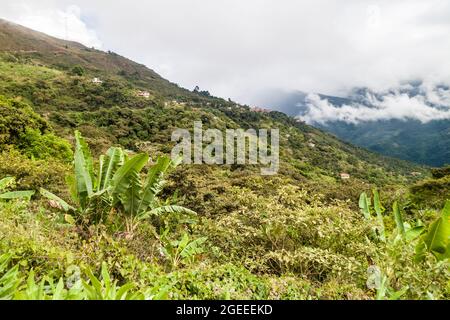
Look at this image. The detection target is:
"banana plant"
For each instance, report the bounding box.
[159,231,207,269]
[0,177,35,200]
[0,254,168,300]
[391,201,425,242]
[114,155,196,234]
[415,200,450,262]
[358,189,386,242]
[39,131,122,219]
[0,254,22,299]
[40,131,195,233]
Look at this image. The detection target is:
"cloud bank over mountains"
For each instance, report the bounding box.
[1,0,450,123]
[301,82,450,124]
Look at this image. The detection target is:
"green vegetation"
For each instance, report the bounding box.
[410,166,450,209]
[40,131,195,233]
[0,19,448,300]
[0,177,34,200]
[0,95,72,162]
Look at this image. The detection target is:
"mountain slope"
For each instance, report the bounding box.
[258,85,450,167]
[0,18,206,102]
[0,19,427,202]
[316,119,450,167]
[1,19,448,301]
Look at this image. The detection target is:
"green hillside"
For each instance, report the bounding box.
[0,19,448,300]
[317,119,450,167]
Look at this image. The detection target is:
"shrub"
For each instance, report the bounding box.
[70,66,85,76]
[0,149,69,192]
[0,95,72,162]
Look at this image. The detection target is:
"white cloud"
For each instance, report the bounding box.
[1,0,449,107]
[301,82,450,124]
[1,2,102,48]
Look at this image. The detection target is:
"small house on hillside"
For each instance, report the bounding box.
[91,77,103,84]
[340,173,350,180]
[251,107,270,113]
[136,90,150,98]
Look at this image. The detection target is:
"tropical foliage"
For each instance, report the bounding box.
[0,22,448,300]
[40,131,194,235]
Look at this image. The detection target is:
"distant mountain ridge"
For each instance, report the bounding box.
[258,83,450,167]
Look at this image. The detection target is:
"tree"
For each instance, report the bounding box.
[71,66,85,76]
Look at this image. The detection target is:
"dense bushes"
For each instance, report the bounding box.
[0,150,69,192]
[410,167,450,209]
[0,199,367,300]
[0,95,72,162]
[2,179,447,300]
[198,186,375,280]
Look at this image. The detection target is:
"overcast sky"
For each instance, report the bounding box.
[1,0,450,109]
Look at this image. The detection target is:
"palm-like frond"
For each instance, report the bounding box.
[0,190,35,200]
[74,131,95,209]
[99,147,124,192]
[141,205,196,220]
[39,188,75,212]
[110,153,148,207]
[136,156,172,216]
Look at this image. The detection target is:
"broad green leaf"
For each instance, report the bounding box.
[358,192,371,220]
[74,130,94,209]
[39,188,75,212]
[84,267,103,299]
[405,226,425,242]
[178,233,190,251]
[101,147,124,191]
[122,171,142,216]
[97,154,105,192]
[65,174,79,205]
[388,286,408,300]
[142,205,196,219]
[414,240,427,263]
[101,262,111,287]
[0,261,21,299]
[423,200,450,260]
[116,283,134,300]
[393,201,405,238]
[136,156,172,215]
[0,190,35,200]
[372,189,384,216]
[110,153,148,201]
[52,278,65,300]
[180,237,207,259]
